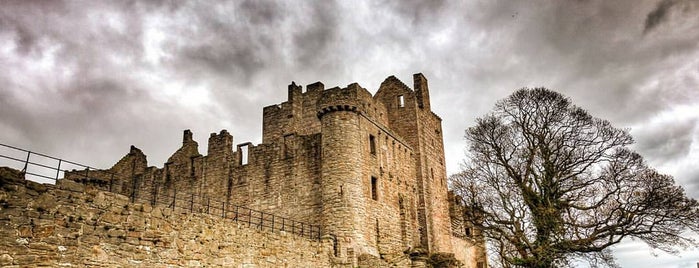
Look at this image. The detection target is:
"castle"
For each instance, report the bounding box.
[66,73,486,266]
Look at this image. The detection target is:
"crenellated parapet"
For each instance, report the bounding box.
[315,84,363,119]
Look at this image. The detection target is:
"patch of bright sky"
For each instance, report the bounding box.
[143,15,169,66]
[612,235,699,268]
[136,68,213,110]
[428,24,454,48]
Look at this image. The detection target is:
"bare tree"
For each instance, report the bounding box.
[451,88,699,268]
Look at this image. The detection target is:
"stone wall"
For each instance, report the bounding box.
[0,170,331,267]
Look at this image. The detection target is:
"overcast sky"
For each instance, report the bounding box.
[1,0,698,267]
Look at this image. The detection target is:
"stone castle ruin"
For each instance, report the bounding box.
[3,73,486,267]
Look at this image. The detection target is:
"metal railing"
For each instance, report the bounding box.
[0,142,321,240]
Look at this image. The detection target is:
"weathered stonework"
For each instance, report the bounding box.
[0,168,331,267]
[51,73,486,266]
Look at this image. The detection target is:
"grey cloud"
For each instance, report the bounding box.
[171,2,280,82]
[455,0,699,123]
[680,168,699,199]
[239,0,281,26]
[291,1,339,67]
[634,119,696,164]
[644,0,680,33]
[387,0,448,26]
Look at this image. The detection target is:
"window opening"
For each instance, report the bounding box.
[398,95,405,107]
[371,176,378,200]
[369,135,376,155]
[190,157,196,178]
[238,144,250,165]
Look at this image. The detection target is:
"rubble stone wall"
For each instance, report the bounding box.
[0,173,331,267]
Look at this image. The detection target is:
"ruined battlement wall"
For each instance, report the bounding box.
[228,133,323,223]
[0,170,331,267]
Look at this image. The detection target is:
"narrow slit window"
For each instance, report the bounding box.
[371,176,378,200]
[375,219,380,245]
[369,135,376,155]
[398,95,405,107]
[190,157,196,177]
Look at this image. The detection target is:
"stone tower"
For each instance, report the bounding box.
[375,73,452,252]
[317,85,369,259]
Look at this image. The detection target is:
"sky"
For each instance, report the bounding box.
[1,0,698,267]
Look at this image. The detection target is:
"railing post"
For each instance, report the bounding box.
[259,211,264,229]
[55,159,62,181]
[222,201,226,218]
[85,167,90,180]
[21,151,30,173]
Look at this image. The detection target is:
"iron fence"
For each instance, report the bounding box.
[0,142,321,240]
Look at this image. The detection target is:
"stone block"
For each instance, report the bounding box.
[12,255,38,266]
[28,241,57,251]
[57,179,85,193]
[0,253,12,266]
[33,225,55,238]
[33,193,56,212]
[24,181,49,194]
[17,225,32,237]
[100,211,122,224]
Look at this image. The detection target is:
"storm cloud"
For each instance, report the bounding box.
[1,0,698,266]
